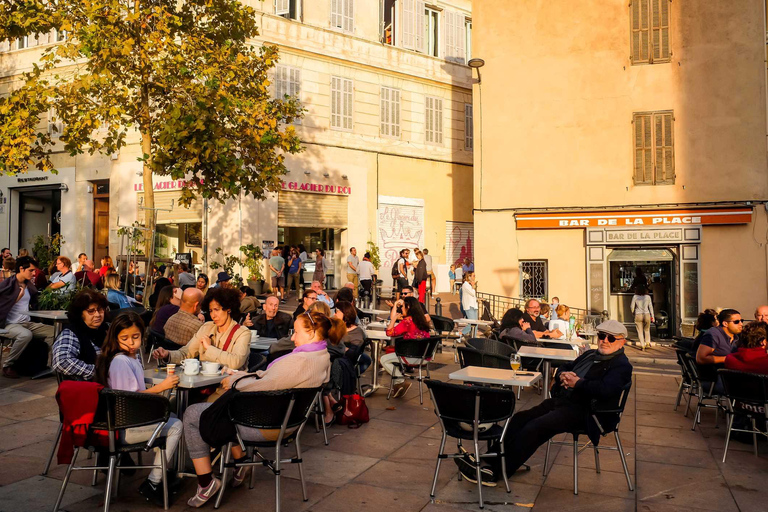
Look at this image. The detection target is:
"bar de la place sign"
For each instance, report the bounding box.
[515,207,752,229]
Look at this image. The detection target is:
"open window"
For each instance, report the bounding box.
[380,0,396,45]
[275,0,301,21]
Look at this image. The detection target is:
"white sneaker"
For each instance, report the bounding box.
[187,476,222,508]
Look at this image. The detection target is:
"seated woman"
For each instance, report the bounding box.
[150,285,182,334]
[148,277,173,309]
[152,287,252,371]
[105,273,139,309]
[48,256,76,294]
[725,321,768,374]
[499,308,536,345]
[238,286,261,315]
[181,311,341,507]
[381,297,430,398]
[52,289,109,380]
[548,304,570,339]
[94,311,182,506]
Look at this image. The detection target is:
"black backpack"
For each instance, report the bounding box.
[391,258,402,279]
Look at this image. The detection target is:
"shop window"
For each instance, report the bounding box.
[464,103,473,150]
[630,0,670,64]
[633,111,674,185]
[424,7,439,57]
[331,76,353,131]
[425,96,443,144]
[520,260,548,299]
[275,0,301,20]
[331,0,354,33]
[443,10,466,64]
[380,86,401,138]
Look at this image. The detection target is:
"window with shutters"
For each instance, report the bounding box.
[401,0,426,52]
[630,0,670,64]
[16,36,28,50]
[425,96,443,145]
[465,19,472,61]
[424,7,439,57]
[331,76,353,131]
[633,111,674,185]
[48,108,63,140]
[275,0,301,20]
[381,0,396,45]
[331,0,354,33]
[464,104,473,151]
[56,29,68,42]
[275,65,301,124]
[380,87,401,138]
[444,11,466,64]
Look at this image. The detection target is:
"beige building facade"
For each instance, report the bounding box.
[0,0,474,288]
[472,0,768,331]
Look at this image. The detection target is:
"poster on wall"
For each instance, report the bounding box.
[377,197,425,288]
[445,221,474,268]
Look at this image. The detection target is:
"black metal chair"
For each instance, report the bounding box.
[54,389,173,512]
[145,329,179,364]
[467,338,515,359]
[457,346,510,370]
[674,348,695,413]
[425,379,516,509]
[214,387,321,512]
[718,369,768,462]
[386,336,442,404]
[543,381,634,495]
[684,353,724,431]
[349,338,373,396]
[431,315,460,361]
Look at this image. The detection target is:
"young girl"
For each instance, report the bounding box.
[449,265,457,295]
[94,311,182,506]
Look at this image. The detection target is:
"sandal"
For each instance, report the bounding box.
[331,402,344,414]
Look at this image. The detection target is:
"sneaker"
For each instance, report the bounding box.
[139,478,168,507]
[454,456,497,487]
[1,366,19,379]
[397,382,412,398]
[231,464,252,488]
[187,477,222,508]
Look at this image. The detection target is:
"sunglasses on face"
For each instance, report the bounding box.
[727,319,743,324]
[597,332,624,343]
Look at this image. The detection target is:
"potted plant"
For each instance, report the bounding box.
[208,247,245,288]
[366,241,381,277]
[240,244,265,294]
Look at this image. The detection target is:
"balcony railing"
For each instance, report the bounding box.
[476,292,603,328]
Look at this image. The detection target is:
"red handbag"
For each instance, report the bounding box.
[337,394,370,428]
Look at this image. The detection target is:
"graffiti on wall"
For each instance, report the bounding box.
[377,203,424,285]
[446,221,474,268]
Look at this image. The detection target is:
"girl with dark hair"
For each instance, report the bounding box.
[150,285,181,333]
[148,277,172,309]
[196,273,209,295]
[94,311,182,504]
[52,289,109,380]
[181,310,339,507]
[412,249,428,305]
[499,308,536,344]
[334,286,355,304]
[382,296,430,397]
[152,287,251,371]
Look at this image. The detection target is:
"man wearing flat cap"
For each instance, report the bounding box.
[459,319,633,484]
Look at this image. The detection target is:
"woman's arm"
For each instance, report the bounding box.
[202,328,250,370]
[386,317,412,337]
[52,331,95,379]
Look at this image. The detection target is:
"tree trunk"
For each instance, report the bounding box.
[141,129,154,258]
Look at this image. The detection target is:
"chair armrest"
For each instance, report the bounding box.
[144,421,167,451]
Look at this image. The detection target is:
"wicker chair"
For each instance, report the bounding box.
[214,387,321,512]
[467,338,515,358]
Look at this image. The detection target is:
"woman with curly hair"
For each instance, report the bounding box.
[152,287,251,371]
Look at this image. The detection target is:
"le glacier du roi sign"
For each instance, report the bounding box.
[515,207,752,229]
[133,179,352,195]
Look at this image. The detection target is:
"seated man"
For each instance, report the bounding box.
[311,280,334,308]
[251,296,292,339]
[457,320,632,484]
[164,288,204,346]
[292,289,318,320]
[0,257,56,378]
[74,260,103,289]
[522,299,563,339]
[696,308,742,390]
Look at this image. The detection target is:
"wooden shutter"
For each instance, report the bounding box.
[444,11,455,61]
[331,0,341,29]
[435,98,443,143]
[0,40,9,53]
[654,112,674,183]
[343,0,354,32]
[275,0,289,15]
[651,0,670,61]
[401,0,415,49]
[137,191,203,224]
[415,1,426,53]
[464,103,473,150]
[455,15,466,64]
[631,0,650,64]
[275,66,286,98]
[392,89,400,137]
[331,76,341,128]
[633,113,652,184]
[425,97,434,143]
[343,78,353,130]
[381,87,390,136]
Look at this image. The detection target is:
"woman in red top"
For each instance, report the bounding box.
[725,321,768,374]
[382,297,431,397]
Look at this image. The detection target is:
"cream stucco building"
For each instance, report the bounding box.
[0,0,474,289]
[472,0,768,333]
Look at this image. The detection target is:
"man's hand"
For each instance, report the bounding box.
[243,313,253,327]
[560,371,580,389]
[550,328,564,339]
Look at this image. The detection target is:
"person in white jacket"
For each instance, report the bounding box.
[461,272,478,336]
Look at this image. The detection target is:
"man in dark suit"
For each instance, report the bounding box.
[456,319,633,484]
[250,296,292,339]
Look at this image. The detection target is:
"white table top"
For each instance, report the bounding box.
[517,346,578,361]
[144,368,225,389]
[449,366,542,387]
[359,308,391,316]
[250,337,279,350]
[28,310,69,320]
[453,318,494,326]
[364,330,392,341]
[543,337,590,346]
[365,321,389,330]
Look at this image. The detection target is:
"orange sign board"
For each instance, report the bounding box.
[515,207,753,229]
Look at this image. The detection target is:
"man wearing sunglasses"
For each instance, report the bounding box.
[482,319,632,481]
[695,309,742,390]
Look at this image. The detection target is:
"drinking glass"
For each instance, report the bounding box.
[362,317,370,329]
[510,354,521,375]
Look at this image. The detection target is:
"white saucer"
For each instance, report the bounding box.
[200,372,220,377]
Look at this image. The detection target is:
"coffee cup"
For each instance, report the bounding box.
[166,363,176,375]
[250,330,260,342]
[181,359,200,376]
[202,362,221,375]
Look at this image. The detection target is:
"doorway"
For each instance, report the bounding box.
[92,181,110,265]
[17,188,61,251]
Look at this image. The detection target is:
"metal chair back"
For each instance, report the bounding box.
[467,337,515,358]
[228,388,320,431]
[426,379,516,426]
[457,346,510,370]
[430,315,456,333]
[394,336,441,361]
[719,369,768,406]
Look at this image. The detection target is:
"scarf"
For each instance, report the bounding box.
[70,322,108,365]
[571,347,625,380]
[267,339,327,370]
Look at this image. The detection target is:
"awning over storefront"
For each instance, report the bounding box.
[136,191,202,224]
[608,249,674,262]
[278,191,347,229]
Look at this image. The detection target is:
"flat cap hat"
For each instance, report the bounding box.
[596,319,628,337]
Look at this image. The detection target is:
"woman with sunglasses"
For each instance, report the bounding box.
[180,310,343,507]
[382,297,430,397]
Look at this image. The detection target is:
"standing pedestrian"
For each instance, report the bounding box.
[358,252,375,303]
[461,271,478,336]
[313,249,329,289]
[286,247,302,300]
[393,249,409,300]
[412,249,428,305]
[423,248,435,292]
[346,247,360,300]
[630,285,655,350]
[268,249,285,300]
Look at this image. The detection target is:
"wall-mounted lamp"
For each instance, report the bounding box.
[468,58,485,83]
[323,172,330,178]
[342,174,348,180]
[59,183,69,192]
[303,171,311,176]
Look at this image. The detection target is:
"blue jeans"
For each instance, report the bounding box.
[463,307,478,336]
